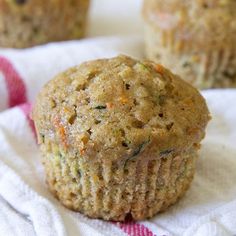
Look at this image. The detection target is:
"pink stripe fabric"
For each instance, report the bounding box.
[115,222,157,236]
[18,103,36,139]
[0,56,27,108]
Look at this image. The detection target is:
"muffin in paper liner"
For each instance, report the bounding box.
[33,55,210,221]
[143,0,236,89]
[0,0,90,48]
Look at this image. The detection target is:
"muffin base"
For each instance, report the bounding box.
[42,143,198,221]
[145,24,236,89]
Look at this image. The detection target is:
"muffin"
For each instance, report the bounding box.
[33,55,210,221]
[143,0,236,89]
[0,0,90,48]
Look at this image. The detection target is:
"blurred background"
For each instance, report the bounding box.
[88,0,143,37]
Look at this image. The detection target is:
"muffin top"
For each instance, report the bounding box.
[0,0,87,13]
[33,55,210,163]
[143,0,236,50]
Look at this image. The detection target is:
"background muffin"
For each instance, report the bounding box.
[143,0,236,89]
[0,0,90,48]
[33,55,210,221]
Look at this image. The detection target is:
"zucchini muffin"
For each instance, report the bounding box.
[143,0,236,89]
[0,0,90,48]
[33,55,210,221]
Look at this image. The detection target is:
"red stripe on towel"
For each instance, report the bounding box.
[18,103,36,139]
[0,56,27,107]
[115,222,157,236]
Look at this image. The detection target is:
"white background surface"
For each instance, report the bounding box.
[88,0,143,36]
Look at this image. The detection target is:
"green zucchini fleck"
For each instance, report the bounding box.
[39,133,45,143]
[124,138,150,167]
[59,152,65,163]
[78,169,82,177]
[94,105,106,110]
[182,62,190,67]
[159,95,165,105]
[136,63,150,71]
[160,149,174,156]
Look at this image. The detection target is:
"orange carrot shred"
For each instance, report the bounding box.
[155,64,164,74]
[106,102,114,109]
[119,96,128,104]
[79,148,85,155]
[53,116,68,149]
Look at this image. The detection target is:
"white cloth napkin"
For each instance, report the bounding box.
[0,36,236,236]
